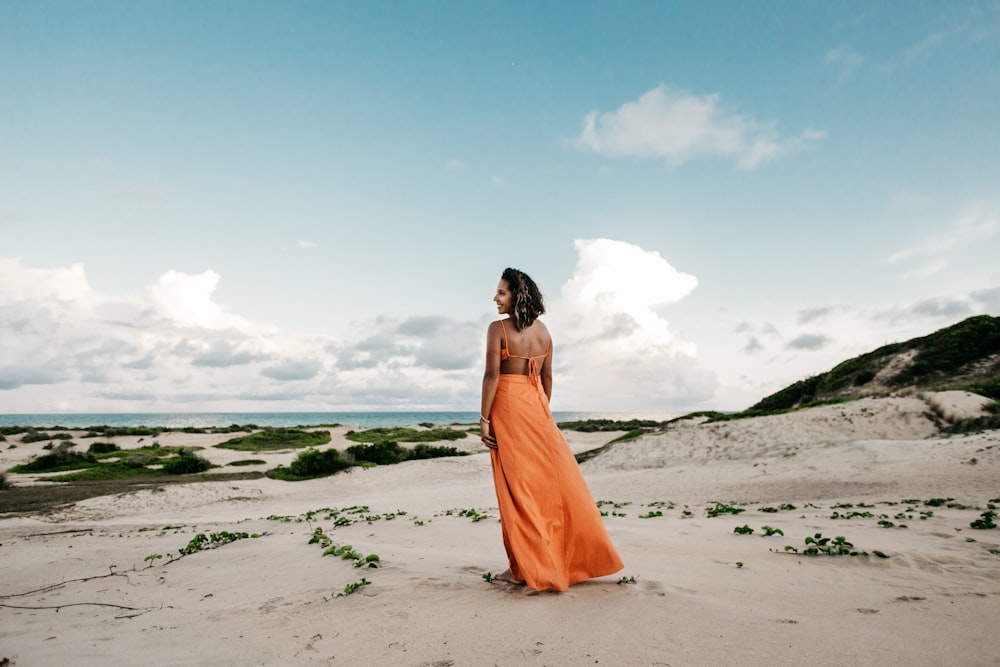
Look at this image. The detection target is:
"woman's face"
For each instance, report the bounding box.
[494,279,513,315]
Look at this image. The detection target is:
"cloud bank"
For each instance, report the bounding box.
[0,240,721,414]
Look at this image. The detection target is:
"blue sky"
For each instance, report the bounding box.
[2,1,999,414]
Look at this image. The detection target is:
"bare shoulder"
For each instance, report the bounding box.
[531,319,552,344]
[486,319,505,339]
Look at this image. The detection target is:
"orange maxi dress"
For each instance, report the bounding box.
[489,321,623,591]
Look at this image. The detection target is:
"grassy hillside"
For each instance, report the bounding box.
[743,315,1000,416]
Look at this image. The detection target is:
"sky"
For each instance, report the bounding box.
[2,1,999,415]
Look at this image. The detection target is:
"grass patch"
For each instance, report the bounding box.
[344,427,467,443]
[9,450,100,473]
[216,428,332,451]
[606,429,645,444]
[47,462,159,482]
[227,459,266,467]
[557,419,665,432]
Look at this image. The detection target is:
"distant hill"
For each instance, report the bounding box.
[745,314,1000,415]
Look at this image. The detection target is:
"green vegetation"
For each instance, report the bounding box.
[21,431,66,443]
[970,510,997,530]
[784,533,871,556]
[557,418,665,432]
[177,531,257,556]
[87,442,120,454]
[344,427,466,443]
[160,451,213,475]
[227,459,265,467]
[9,449,100,473]
[712,315,1000,420]
[0,472,9,491]
[607,429,645,444]
[82,426,162,438]
[216,428,331,451]
[308,527,381,569]
[337,578,371,597]
[47,462,157,482]
[706,502,745,518]
[267,447,352,481]
[346,440,468,465]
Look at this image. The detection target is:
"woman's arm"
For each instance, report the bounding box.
[480,321,502,448]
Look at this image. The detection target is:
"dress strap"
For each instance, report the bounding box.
[500,318,510,350]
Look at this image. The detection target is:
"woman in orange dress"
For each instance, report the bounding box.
[479,267,623,591]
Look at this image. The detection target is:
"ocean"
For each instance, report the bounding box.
[0,411,619,430]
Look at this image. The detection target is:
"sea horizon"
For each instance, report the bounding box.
[0,411,672,430]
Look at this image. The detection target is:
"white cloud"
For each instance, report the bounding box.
[548,239,715,411]
[299,241,318,248]
[445,157,464,171]
[574,85,824,169]
[147,270,256,331]
[0,258,91,305]
[0,259,485,411]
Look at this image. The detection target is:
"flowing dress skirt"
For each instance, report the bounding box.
[489,374,623,591]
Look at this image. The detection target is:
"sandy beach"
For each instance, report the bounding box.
[2,392,999,666]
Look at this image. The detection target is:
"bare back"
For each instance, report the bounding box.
[499,319,551,376]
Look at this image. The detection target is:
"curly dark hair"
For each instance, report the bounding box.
[501,267,546,331]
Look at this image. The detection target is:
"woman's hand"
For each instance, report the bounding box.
[480,417,497,450]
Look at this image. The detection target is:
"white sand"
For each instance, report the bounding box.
[2,392,999,666]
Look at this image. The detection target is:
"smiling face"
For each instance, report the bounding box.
[494,279,513,315]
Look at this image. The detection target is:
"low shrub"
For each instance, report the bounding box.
[21,431,55,443]
[161,451,212,475]
[290,448,351,477]
[10,450,98,473]
[267,448,352,481]
[347,441,468,465]
[347,441,407,465]
[87,442,120,454]
[344,427,466,443]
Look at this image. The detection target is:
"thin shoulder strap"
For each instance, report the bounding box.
[500,318,510,349]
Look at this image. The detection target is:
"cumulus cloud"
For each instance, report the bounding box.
[548,238,715,411]
[574,85,825,169]
[148,270,256,331]
[0,258,491,411]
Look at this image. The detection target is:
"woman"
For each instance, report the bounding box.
[480,267,623,591]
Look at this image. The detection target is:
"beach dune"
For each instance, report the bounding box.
[2,392,998,666]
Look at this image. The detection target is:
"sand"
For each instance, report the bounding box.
[1,391,998,666]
